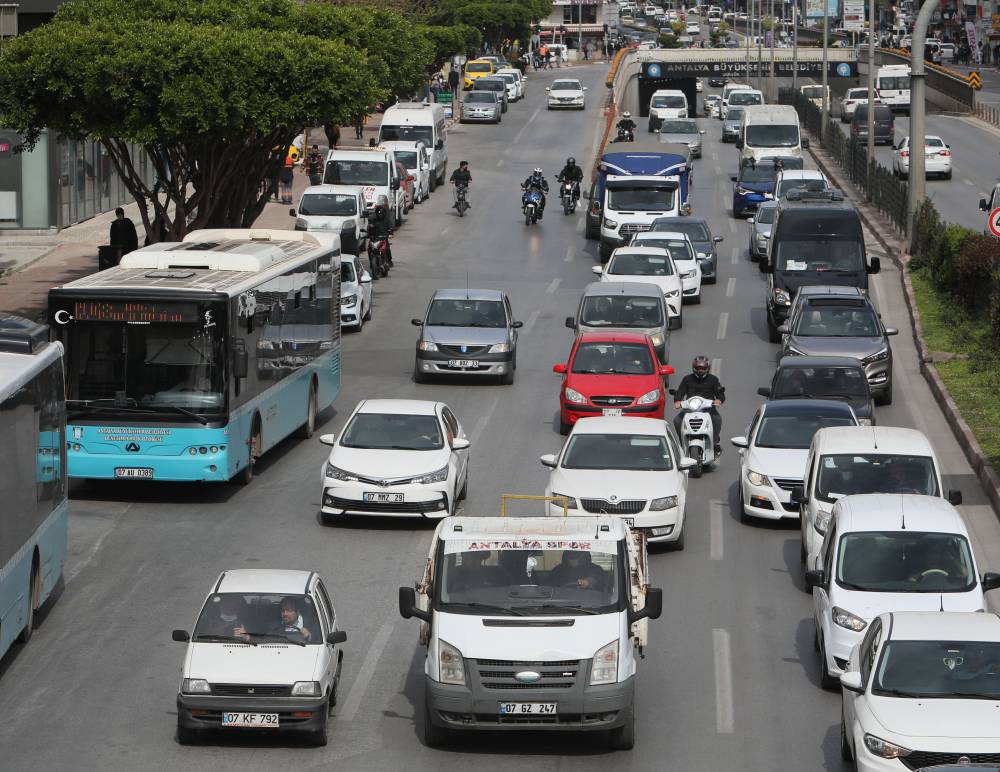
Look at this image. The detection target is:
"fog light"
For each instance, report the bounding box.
[209,465,217,473]
[291,712,313,718]
[199,447,207,455]
[72,443,81,452]
[422,362,431,371]
[210,446,218,453]
[651,526,673,537]
[189,448,197,455]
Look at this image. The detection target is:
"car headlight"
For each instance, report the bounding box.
[832,607,868,632]
[649,332,664,347]
[488,342,511,353]
[590,640,619,685]
[664,289,680,298]
[438,639,466,686]
[340,295,357,307]
[863,734,911,760]
[650,495,678,511]
[772,287,791,305]
[564,387,587,404]
[814,509,832,535]
[857,417,873,426]
[689,142,699,149]
[680,269,697,279]
[291,681,321,697]
[861,347,889,365]
[551,492,578,510]
[182,678,211,694]
[603,217,619,229]
[325,463,357,482]
[636,388,661,405]
[418,340,438,352]
[746,470,767,487]
[735,186,750,195]
[415,465,449,485]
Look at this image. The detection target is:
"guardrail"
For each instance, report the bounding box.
[975,102,1000,129]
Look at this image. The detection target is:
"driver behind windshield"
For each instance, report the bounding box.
[271,596,313,643]
[549,550,605,590]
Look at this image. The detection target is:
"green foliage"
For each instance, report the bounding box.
[429,0,552,47]
[657,33,682,49]
[418,23,480,68]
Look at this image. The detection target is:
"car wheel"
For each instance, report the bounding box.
[413,363,429,384]
[609,704,636,750]
[767,315,781,344]
[363,294,373,321]
[739,486,752,524]
[309,707,329,747]
[819,636,839,690]
[671,312,682,330]
[876,382,893,406]
[422,693,449,748]
[840,711,854,761]
[295,382,318,439]
[233,419,261,485]
[943,170,952,180]
[429,172,436,192]
[500,367,514,385]
[690,291,701,305]
[559,416,571,436]
[800,533,807,565]
[458,472,468,501]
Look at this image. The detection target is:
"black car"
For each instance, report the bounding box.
[708,76,728,87]
[758,355,875,424]
[850,103,894,145]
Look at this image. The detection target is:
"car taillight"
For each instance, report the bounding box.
[889,125,895,134]
[938,149,951,157]
[900,150,908,157]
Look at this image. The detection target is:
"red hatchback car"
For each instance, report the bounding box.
[554,332,674,435]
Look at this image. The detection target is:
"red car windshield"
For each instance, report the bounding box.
[571,342,654,375]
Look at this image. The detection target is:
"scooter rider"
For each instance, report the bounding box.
[616,111,636,136]
[449,160,471,209]
[521,167,549,219]
[673,355,725,455]
[367,195,394,274]
[556,157,584,201]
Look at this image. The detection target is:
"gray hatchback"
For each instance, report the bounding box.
[412,289,523,384]
[651,216,723,283]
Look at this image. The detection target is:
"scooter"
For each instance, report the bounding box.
[454,184,469,217]
[367,236,390,279]
[558,178,578,215]
[521,186,544,226]
[610,126,634,143]
[671,394,719,478]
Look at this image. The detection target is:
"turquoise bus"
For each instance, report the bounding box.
[0,315,67,656]
[47,230,342,484]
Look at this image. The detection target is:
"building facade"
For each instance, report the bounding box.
[538,0,618,52]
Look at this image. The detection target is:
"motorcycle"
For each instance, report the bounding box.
[557,178,578,215]
[610,125,634,143]
[367,236,390,279]
[671,394,719,478]
[521,186,544,226]
[454,184,469,217]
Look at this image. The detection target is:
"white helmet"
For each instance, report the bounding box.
[533,167,543,175]
[623,111,632,119]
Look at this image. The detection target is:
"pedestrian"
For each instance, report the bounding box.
[546,49,553,69]
[279,151,295,205]
[353,113,364,140]
[108,207,138,256]
[303,144,323,186]
[324,124,340,151]
[448,65,460,98]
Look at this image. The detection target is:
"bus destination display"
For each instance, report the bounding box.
[72,300,199,323]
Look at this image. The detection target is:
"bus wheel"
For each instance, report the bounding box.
[235,422,261,486]
[17,560,39,644]
[297,382,318,439]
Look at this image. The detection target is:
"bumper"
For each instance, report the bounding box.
[461,111,499,122]
[561,401,665,427]
[741,479,800,520]
[425,674,635,732]
[733,193,771,215]
[340,298,363,327]
[177,693,327,735]
[698,257,716,280]
[853,746,911,772]
[548,99,585,109]
[415,350,513,378]
[321,481,451,518]
[898,158,951,175]
[68,448,230,482]
[546,504,682,543]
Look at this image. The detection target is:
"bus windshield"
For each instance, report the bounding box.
[878,75,910,91]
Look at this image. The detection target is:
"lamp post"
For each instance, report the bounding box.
[821,0,830,142]
[865,0,875,201]
[792,0,799,91]
[907,0,937,239]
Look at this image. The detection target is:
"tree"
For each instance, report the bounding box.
[429,0,552,50]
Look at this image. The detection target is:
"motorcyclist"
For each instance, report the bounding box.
[367,195,393,276]
[521,167,549,219]
[673,355,726,456]
[556,157,584,202]
[616,111,636,137]
[449,161,471,210]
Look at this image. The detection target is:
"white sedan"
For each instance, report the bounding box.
[319,399,469,522]
[840,611,1000,771]
[687,21,701,34]
[541,416,694,548]
[892,135,953,180]
[592,246,683,329]
[339,253,372,331]
[546,79,588,110]
[630,231,702,304]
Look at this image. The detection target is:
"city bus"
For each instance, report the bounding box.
[47,230,342,484]
[0,314,67,657]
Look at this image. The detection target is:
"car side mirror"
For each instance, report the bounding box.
[983,572,1000,592]
[391,179,400,190]
[746,216,755,223]
[545,86,551,91]
[398,586,430,622]
[540,453,558,468]
[368,138,377,147]
[714,235,724,242]
[700,130,706,135]
[840,670,864,694]
[591,265,603,275]
[777,324,789,334]
[360,270,372,283]
[451,437,470,450]
[512,320,524,329]
[629,587,662,623]
[948,489,963,506]
[980,198,989,212]
[884,326,898,336]
[757,387,771,397]
[789,485,805,504]
[735,139,744,149]
[583,86,589,91]
[318,433,336,446]
[679,457,697,470]
[289,208,297,217]
[659,364,675,376]
[565,316,576,329]
[730,174,738,182]
[804,569,826,589]
[172,629,190,642]
[730,436,749,448]
[868,256,881,274]
[801,137,810,148]
[553,363,567,374]
[411,318,424,326]
[326,630,347,645]
[233,339,248,380]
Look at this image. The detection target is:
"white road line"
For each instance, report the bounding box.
[512,104,543,145]
[546,277,562,294]
[710,358,722,378]
[714,163,722,175]
[963,178,975,187]
[710,499,724,560]
[713,628,735,734]
[731,246,739,265]
[523,309,541,332]
[496,159,505,168]
[576,217,585,233]
[470,396,501,445]
[725,277,736,297]
[728,219,737,235]
[564,245,574,262]
[716,312,729,340]
[340,622,394,721]
[441,227,450,237]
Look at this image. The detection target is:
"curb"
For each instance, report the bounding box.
[805,129,1000,516]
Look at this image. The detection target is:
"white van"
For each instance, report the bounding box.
[377,102,449,190]
[324,148,406,229]
[876,64,911,113]
[398,514,662,749]
[720,83,752,119]
[599,174,683,261]
[795,426,963,569]
[289,185,367,254]
[727,88,763,112]
[647,89,689,131]
[738,105,806,162]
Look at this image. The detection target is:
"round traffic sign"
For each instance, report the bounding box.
[990,207,1000,239]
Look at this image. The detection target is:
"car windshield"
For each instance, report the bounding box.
[194,593,322,645]
[665,221,711,241]
[729,92,762,105]
[608,251,674,276]
[340,412,443,450]
[660,120,698,134]
[324,160,388,186]
[746,125,799,148]
[426,299,506,328]
[792,306,881,337]
[562,433,673,471]
[874,641,1000,699]
[775,239,863,272]
[380,124,433,145]
[474,80,503,92]
[553,80,582,90]
[498,74,515,84]
[924,137,945,148]
[579,295,664,328]
[466,92,495,104]
[466,62,492,73]
[439,546,620,614]
[634,237,693,262]
[755,414,856,449]
[607,186,676,212]
[756,205,777,224]
[847,89,869,100]
[571,342,655,374]
[341,261,356,283]
[775,177,828,198]
[837,532,976,593]
[816,454,939,504]
[653,95,687,108]
[740,164,779,183]
[393,151,418,169]
[802,86,825,98]
[298,193,357,217]
[725,107,745,122]
[773,365,869,398]
[878,75,910,90]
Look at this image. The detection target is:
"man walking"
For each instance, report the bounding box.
[303,145,323,187]
[108,207,138,256]
[448,66,460,100]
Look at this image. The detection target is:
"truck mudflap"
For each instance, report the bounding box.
[625,527,650,653]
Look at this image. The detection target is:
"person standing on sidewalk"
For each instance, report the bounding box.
[324,124,340,151]
[279,152,295,205]
[109,208,138,256]
[303,145,323,187]
[448,66,460,101]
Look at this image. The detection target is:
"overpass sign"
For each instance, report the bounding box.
[641,61,857,78]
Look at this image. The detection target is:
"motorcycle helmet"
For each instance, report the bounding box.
[533,167,543,175]
[692,355,711,379]
[622,111,631,119]
[566,157,576,166]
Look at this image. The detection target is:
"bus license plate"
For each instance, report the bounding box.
[114,467,153,479]
[221,712,279,728]
[448,359,479,369]
[602,408,623,417]
[363,492,404,503]
[499,702,557,715]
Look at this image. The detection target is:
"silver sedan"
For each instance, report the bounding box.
[459,92,501,124]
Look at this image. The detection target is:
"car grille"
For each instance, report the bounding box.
[211,684,292,697]
[580,498,646,515]
[771,477,802,492]
[438,344,491,357]
[329,496,443,514]
[903,752,1000,770]
[591,395,634,407]
[619,223,651,238]
[475,659,581,690]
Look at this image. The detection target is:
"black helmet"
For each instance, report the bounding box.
[566,157,576,165]
[692,355,710,379]
[459,160,469,167]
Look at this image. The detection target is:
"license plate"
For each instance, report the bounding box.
[623,517,635,527]
[602,408,623,416]
[221,712,279,728]
[363,492,404,503]
[114,467,153,479]
[447,359,479,369]
[499,702,557,715]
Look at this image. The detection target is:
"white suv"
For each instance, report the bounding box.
[173,569,347,746]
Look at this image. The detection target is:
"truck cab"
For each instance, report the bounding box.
[398,513,662,750]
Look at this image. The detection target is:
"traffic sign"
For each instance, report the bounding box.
[968,71,982,90]
[988,206,1000,239]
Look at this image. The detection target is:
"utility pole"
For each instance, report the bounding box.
[792,0,799,91]
[907,0,936,239]
[757,0,764,90]
[578,0,582,59]
[746,2,752,83]
[769,0,776,102]
[821,0,830,142]
[865,0,876,201]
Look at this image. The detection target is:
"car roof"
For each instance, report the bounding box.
[777,170,826,180]
[576,331,652,345]
[761,399,857,418]
[611,245,673,256]
[582,281,663,297]
[633,231,691,242]
[833,494,966,535]
[795,285,865,297]
[778,354,865,369]
[437,516,627,542]
[885,611,1000,642]
[812,425,936,455]
[431,288,505,301]
[215,569,314,595]
[570,416,667,435]
[355,398,440,416]
[301,184,362,197]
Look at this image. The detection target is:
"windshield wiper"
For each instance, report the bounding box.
[194,634,257,646]
[245,632,307,647]
[523,604,600,615]
[877,687,926,698]
[934,690,1000,700]
[447,602,524,616]
[145,404,209,425]
[836,580,871,591]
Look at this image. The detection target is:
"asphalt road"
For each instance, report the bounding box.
[4,62,1000,771]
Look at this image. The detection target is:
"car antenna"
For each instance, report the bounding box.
[900,498,906,530]
[939,594,945,612]
[465,268,469,300]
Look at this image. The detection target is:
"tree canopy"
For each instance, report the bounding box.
[429,0,553,48]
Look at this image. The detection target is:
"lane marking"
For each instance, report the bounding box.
[546,277,562,294]
[340,622,394,721]
[576,217,585,233]
[713,628,735,734]
[714,163,722,175]
[564,245,574,262]
[441,227,450,237]
[470,395,501,445]
[716,312,729,340]
[710,358,722,378]
[523,309,541,332]
[728,219,737,235]
[496,159,505,168]
[725,277,736,297]
[512,104,543,145]
[963,178,974,187]
[731,246,739,265]
[710,499,724,560]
